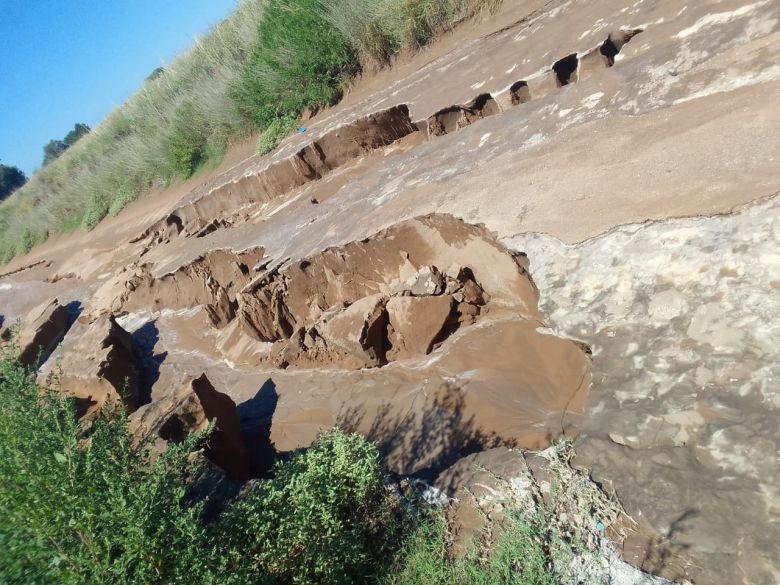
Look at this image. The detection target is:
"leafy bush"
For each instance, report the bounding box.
[108,184,138,217]
[234,0,359,128]
[256,116,299,155]
[0,348,211,585]
[214,428,403,584]
[81,191,111,230]
[166,103,209,178]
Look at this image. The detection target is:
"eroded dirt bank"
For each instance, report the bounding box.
[1,1,779,584]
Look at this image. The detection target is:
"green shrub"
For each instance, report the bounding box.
[18,227,35,255]
[234,0,359,128]
[0,348,212,585]
[81,191,111,230]
[214,428,404,584]
[108,184,138,217]
[166,103,209,178]
[256,116,299,155]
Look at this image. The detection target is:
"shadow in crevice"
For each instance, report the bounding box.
[64,300,83,327]
[236,378,279,477]
[553,53,579,86]
[131,321,167,406]
[337,381,512,483]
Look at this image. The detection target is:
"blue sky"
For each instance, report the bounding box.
[0,0,238,175]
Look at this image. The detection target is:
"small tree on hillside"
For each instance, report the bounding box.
[63,123,90,147]
[0,162,27,201]
[42,123,91,166]
[42,139,67,165]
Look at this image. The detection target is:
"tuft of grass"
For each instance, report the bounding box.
[234,0,360,129]
[107,184,138,217]
[319,0,503,64]
[383,512,556,585]
[81,191,110,231]
[256,116,299,155]
[166,102,209,178]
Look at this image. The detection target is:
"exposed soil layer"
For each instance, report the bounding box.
[120,247,265,327]
[236,214,541,369]
[38,314,140,417]
[136,105,417,244]
[130,24,647,254]
[16,298,70,367]
[2,2,779,584]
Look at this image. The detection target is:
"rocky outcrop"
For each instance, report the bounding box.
[508,197,780,585]
[386,295,453,360]
[130,374,249,480]
[38,314,139,416]
[16,298,69,367]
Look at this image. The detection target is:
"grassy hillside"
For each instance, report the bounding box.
[0,0,500,264]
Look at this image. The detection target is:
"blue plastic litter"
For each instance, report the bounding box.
[297,127,307,133]
[596,521,605,532]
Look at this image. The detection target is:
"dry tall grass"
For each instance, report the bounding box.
[0,0,501,264]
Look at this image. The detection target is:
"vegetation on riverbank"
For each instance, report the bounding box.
[0,348,559,584]
[0,0,502,265]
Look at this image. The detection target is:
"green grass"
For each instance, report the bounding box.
[383,513,556,585]
[0,0,502,264]
[256,116,300,155]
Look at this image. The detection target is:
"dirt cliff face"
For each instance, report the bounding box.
[1,1,778,584]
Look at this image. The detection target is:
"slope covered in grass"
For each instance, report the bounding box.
[0,0,501,264]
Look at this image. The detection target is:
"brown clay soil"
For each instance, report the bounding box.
[2,2,779,584]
